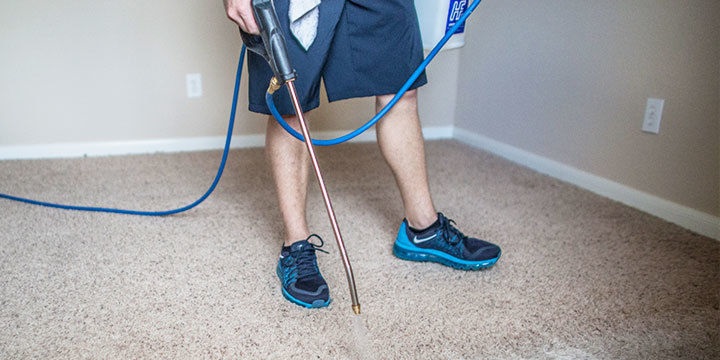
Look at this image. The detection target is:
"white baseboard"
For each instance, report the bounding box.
[0,135,262,160]
[4,126,714,240]
[0,126,454,160]
[423,126,455,140]
[453,128,720,241]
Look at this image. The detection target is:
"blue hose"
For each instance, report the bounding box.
[268,0,480,146]
[0,1,480,215]
[0,47,246,216]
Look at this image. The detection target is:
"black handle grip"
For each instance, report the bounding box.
[240,0,296,84]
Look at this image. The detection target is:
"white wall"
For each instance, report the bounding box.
[455,0,719,218]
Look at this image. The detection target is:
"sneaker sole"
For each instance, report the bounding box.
[276,267,331,309]
[393,243,500,270]
[280,288,331,309]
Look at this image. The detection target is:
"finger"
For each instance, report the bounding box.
[225,5,260,34]
[239,12,259,34]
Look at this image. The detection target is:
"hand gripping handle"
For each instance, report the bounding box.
[240,0,297,85]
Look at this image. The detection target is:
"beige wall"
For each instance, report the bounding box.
[0,0,456,148]
[456,0,720,217]
[0,1,263,145]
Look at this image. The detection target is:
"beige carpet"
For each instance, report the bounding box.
[0,140,718,359]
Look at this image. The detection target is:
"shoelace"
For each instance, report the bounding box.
[293,234,328,279]
[438,215,468,246]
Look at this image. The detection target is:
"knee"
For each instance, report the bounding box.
[268,115,296,132]
[376,89,418,109]
[267,112,313,133]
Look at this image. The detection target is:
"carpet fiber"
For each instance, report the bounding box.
[1,140,718,359]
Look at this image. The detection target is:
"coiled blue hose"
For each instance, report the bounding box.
[0,0,480,215]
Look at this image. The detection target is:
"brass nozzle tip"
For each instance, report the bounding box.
[352,304,361,315]
[267,77,282,94]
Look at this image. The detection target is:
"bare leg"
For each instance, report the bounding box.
[265,113,312,246]
[268,112,333,310]
[375,90,438,230]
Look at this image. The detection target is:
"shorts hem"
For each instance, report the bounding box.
[326,76,428,103]
[249,100,322,116]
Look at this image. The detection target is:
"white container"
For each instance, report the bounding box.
[415,0,471,51]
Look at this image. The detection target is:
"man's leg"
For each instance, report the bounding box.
[375,90,438,230]
[377,90,502,270]
[266,113,331,308]
[265,115,311,246]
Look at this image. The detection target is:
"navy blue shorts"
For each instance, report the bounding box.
[247,0,428,115]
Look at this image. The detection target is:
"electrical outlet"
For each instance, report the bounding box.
[186,73,203,98]
[642,98,664,134]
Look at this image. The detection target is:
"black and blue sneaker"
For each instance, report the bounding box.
[393,213,501,270]
[276,234,331,308]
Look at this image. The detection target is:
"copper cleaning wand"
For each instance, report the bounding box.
[242,0,360,315]
[284,79,361,315]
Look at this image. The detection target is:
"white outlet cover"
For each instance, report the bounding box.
[642,98,664,134]
[186,73,203,98]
